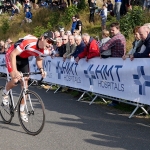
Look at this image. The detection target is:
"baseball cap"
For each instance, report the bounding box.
[43,31,55,41]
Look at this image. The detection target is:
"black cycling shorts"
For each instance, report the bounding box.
[16,56,29,73]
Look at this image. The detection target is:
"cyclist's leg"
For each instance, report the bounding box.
[2,72,19,105]
[3,45,19,97]
[17,58,29,122]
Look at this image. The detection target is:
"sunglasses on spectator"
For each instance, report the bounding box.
[62,39,67,40]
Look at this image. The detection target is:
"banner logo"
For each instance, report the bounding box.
[84,64,96,85]
[56,61,81,83]
[133,66,150,95]
[84,64,124,91]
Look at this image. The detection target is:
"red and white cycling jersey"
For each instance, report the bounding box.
[6,35,44,73]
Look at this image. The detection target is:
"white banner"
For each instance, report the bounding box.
[1,54,150,106]
[0,55,7,73]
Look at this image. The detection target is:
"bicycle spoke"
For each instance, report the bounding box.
[18,90,45,135]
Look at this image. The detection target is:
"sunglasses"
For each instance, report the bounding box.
[46,39,53,44]
[62,39,67,40]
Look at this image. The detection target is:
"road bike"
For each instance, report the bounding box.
[0,64,45,135]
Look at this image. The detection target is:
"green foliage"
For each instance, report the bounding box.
[77,0,86,10]
[49,11,60,27]
[33,26,47,38]
[1,18,9,34]
[120,6,144,38]
[61,5,78,25]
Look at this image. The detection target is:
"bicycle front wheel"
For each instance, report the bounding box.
[0,86,13,124]
[18,90,45,135]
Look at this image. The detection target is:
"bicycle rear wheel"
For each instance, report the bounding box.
[0,86,13,124]
[18,90,45,135]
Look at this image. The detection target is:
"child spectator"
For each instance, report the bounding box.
[100,4,107,30]
[25,8,32,23]
[21,7,32,25]
[100,29,111,58]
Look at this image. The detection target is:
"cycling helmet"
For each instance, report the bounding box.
[43,31,55,42]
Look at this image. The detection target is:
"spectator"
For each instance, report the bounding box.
[0,0,4,14]
[100,22,126,107]
[40,0,49,7]
[71,16,77,34]
[54,37,66,57]
[123,26,144,60]
[59,0,67,10]
[71,35,85,59]
[0,40,6,54]
[65,30,72,36]
[101,22,126,58]
[23,0,31,12]
[4,38,13,51]
[75,14,82,35]
[16,1,22,10]
[107,0,114,16]
[143,0,147,10]
[54,30,60,38]
[100,29,111,58]
[59,27,65,37]
[114,0,122,20]
[63,35,76,60]
[61,34,69,57]
[75,33,100,63]
[51,0,59,9]
[131,26,150,58]
[99,4,107,30]
[89,0,96,23]
[73,0,78,7]
[9,4,19,20]
[25,8,32,23]
[4,1,12,13]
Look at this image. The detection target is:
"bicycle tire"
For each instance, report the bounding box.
[0,86,13,124]
[18,90,45,135]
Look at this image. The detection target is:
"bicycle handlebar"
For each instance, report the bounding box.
[22,72,42,76]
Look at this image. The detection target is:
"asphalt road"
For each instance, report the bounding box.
[0,79,150,150]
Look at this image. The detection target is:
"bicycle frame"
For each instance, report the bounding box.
[4,67,34,114]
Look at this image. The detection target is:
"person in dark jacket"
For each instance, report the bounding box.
[25,8,32,23]
[89,0,96,23]
[122,26,144,60]
[131,26,150,58]
[71,35,85,59]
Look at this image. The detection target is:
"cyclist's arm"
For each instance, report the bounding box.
[10,48,21,73]
[36,56,44,73]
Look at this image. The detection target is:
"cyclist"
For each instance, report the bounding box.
[2,31,55,122]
